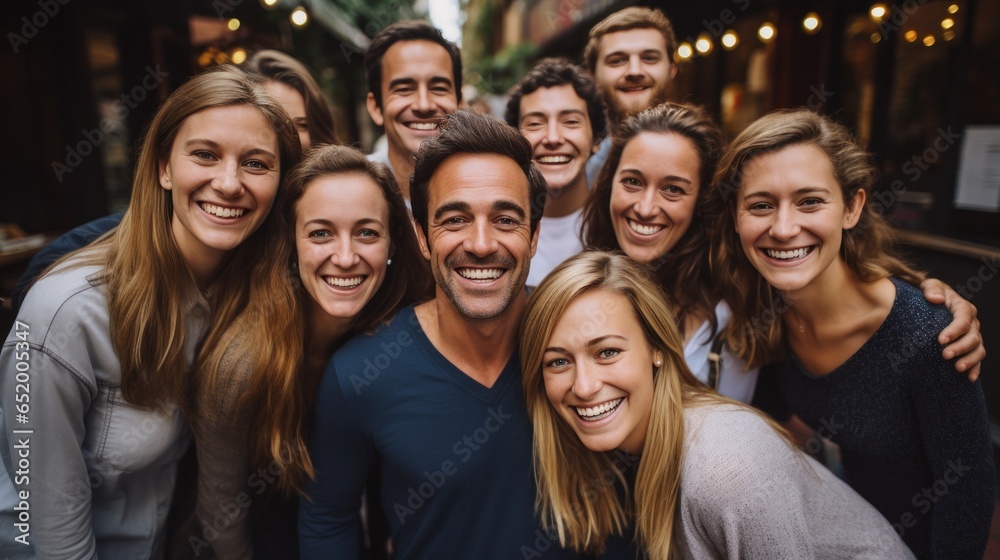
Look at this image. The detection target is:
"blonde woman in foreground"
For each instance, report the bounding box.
[519,250,914,559]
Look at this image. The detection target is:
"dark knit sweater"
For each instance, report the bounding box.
[776,277,994,559]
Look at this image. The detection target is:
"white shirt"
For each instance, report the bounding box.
[527,209,584,287]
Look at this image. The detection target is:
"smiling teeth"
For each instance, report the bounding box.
[628,220,664,235]
[458,268,503,280]
[408,122,438,130]
[537,155,571,164]
[766,247,811,260]
[575,398,623,420]
[325,276,363,288]
[201,203,245,218]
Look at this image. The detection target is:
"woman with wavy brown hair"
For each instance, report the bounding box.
[582,103,983,404]
[520,250,912,559]
[581,102,757,402]
[0,64,301,559]
[189,144,431,558]
[706,109,993,558]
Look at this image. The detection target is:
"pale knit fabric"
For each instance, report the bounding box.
[676,405,914,559]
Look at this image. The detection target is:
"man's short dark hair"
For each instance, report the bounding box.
[411,110,548,238]
[504,59,608,144]
[365,20,463,108]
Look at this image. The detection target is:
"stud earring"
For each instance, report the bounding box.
[387,258,392,266]
[655,360,662,367]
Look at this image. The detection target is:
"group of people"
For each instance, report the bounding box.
[0,6,993,560]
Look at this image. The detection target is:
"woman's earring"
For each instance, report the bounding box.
[291,261,298,275]
[387,258,392,266]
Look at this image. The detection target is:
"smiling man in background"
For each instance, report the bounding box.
[584,7,678,186]
[505,59,607,286]
[365,21,462,200]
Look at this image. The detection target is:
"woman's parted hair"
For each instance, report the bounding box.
[277,144,433,334]
[707,109,924,367]
[245,49,338,146]
[84,64,301,410]
[581,102,724,336]
[520,250,722,558]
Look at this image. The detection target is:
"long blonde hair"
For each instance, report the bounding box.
[521,251,786,558]
[63,65,300,409]
[706,109,924,368]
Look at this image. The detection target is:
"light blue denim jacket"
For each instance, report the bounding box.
[0,261,207,559]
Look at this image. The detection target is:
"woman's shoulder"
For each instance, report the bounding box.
[886,276,951,327]
[13,260,108,339]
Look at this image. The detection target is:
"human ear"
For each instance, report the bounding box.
[843,189,866,230]
[366,92,384,127]
[159,161,172,190]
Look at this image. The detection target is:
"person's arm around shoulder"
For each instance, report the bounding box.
[1,330,98,559]
[919,279,984,380]
[299,358,376,560]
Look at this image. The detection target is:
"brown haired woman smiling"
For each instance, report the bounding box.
[707,109,993,558]
[0,64,301,559]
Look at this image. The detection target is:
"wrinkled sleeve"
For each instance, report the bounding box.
[1,339,97,560]
[299,360,374,560]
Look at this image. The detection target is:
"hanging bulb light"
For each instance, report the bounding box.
[291,6,309,27]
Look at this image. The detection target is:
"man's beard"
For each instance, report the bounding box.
[604,76,671,126]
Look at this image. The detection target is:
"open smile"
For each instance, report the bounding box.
[536,155,573,165]
[762,246,815,261]
[627,218,665,236]
[405,121,440,131]
[323,275,367,290]
[456,267,506,282]
[573,398,624,422]
[199,202,247,219]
